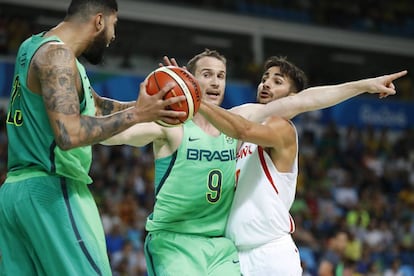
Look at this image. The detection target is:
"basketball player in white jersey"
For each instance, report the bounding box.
[199,56,405,275]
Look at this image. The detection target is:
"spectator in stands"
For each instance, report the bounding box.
[318,230,350,276]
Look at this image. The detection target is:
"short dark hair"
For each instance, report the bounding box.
[186,49,226,75]
[263,56,308,93]
[65,0,118,21]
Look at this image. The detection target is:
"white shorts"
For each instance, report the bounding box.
[238,235,303,276]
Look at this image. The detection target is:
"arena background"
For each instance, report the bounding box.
[0,1,413,275]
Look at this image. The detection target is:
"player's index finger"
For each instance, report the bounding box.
[390,70,408,80]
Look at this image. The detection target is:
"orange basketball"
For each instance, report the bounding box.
[146,66,202,127]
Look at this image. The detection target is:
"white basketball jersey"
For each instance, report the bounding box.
[225,127,298,250]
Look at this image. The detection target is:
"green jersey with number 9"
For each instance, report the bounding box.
[146,120,238,236]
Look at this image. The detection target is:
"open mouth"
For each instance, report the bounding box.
[206,91,220,99]
[259,92,271,98]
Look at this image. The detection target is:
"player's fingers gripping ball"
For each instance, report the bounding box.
[146,66,202,127]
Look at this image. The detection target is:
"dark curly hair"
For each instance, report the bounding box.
[263,56,308,93]
[65,0,118,21]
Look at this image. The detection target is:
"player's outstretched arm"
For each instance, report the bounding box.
[101,121,165,147]
[242,70,408,123]
[200,100,293,147]
[199,100,249,140]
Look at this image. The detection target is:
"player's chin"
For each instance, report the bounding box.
[258,97,272,104]
[203,95,221,105]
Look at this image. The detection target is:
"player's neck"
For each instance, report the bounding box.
[45,21,89,57]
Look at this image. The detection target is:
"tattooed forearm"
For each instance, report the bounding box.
[55,114,128,150]
[77,111,133,147]
[80,116,123,139]
[99,99,115,116]
[94,93,135,116]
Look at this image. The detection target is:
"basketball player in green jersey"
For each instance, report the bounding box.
[105,51,240,275]
[103,49,406,275]
[0,1,185,275]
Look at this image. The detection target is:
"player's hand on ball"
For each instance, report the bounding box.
[146,66,201,127]
[135,81,186,124]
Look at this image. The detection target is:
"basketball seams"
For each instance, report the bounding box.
[152,71,161,90]
[155,67,195,120]
[158,71,190,117]
[146,66,200,127]
[147,72,179,127]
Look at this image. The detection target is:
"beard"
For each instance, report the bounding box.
[82,30,107,65]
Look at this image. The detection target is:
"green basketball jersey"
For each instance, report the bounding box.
[5,33,95,184]
[146,120,238,236]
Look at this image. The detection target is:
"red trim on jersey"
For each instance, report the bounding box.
[258,146,278,194]
[289,214,295,233]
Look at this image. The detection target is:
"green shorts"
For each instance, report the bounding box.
[145,230,240,276]
[0,176,111,275]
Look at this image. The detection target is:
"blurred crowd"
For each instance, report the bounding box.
[1,108,413,275]
[0,15,32,56]
[150,0,414,38]
[292,114,414,275]
[0,1,413,275]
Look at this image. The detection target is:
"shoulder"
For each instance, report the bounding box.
[264,116,297,150]
[265,116,295,134]
[33,41,75,68]
[229,103,261,119]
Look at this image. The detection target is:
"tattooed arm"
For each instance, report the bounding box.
[31,42,185,150]
[93,91,135,116]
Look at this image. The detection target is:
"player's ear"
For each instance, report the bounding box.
[94,13,104,31]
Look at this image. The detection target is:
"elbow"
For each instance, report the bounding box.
[55,142,74,151]
[52,120,84,150]
[55,136,81,151]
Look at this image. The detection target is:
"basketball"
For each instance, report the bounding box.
[146,66,202,127]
